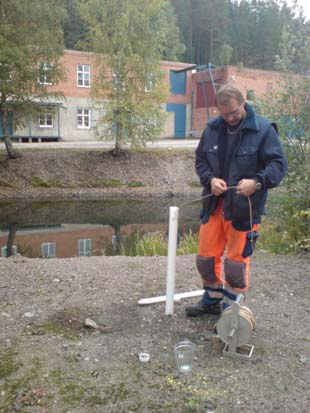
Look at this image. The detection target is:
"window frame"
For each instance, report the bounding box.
[77,108,92,129]
[39,112,54,128]
[41,242,56,258]
[78,238,92,256]
[77,64,91,88]
[2,245,17,257]
[38,62,53,85]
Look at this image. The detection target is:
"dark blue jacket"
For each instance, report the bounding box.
[196,102,287,230]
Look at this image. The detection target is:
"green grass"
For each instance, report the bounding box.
[0,346,21,380]
[31,177,65,188]
[121,230,198,256]
[188,180,201,188]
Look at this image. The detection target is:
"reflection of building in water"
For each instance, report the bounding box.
[0,224,114,258]
[0,223,193,258]
[0,222,197,258]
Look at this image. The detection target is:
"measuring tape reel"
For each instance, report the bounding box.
[216,305,255,346]
[215,295,255,358]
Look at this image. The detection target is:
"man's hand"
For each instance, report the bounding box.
[210,178,227,196]
[236,179,257,197]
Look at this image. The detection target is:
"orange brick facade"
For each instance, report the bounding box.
[191,65,283,137]
[9,50,284,142]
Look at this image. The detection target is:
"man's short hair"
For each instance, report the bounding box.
[215,84,245,106]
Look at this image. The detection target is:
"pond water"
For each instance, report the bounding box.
[0,196,201,258]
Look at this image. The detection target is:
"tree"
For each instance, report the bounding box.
[251,22,310,251]
[0,0,65,158]
[79,0,181,155]
[62,0,88,49]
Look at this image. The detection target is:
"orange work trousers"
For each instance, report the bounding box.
[197,203,258,299]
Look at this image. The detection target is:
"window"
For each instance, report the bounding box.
[78,239,92,256]
[38,62,53,85]
[39,113,53,128]
[77,64,90,87]
[41,242,56,258]
[2,245,17,257]
[77,108,91,129]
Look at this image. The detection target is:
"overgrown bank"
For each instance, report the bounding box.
[0,148,200,200]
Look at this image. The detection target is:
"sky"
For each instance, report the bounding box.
[288,0,310,20]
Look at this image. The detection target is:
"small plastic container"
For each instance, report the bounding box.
[174,340,196,373]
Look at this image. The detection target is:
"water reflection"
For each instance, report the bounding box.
[0,197,200,258]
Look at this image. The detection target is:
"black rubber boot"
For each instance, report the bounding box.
[185,301,222,317]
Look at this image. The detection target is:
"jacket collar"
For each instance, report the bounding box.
[208,102,259,131]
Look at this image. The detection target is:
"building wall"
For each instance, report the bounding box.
[226,66,281,97]
[10,49,284,141]
[51,50,94,99]
[191,65,283,137]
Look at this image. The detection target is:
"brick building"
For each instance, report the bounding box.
[1,50,283,142]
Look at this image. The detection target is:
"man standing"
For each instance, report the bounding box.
[186,85,287,316]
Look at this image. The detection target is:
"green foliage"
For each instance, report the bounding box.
[177,229,198,255]
[171,0,308,69]
[121,230,198,256]
[0,0,65,157]
[251,74,309,253]
[78,0,183,154]
[123,232,168,256]
[62,0,87,49]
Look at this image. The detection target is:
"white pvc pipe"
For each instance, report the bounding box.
[138,290,204,306]
[165,206,179,315]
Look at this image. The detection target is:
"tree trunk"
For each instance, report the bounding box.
[6,224,17,258]
[113,118,122,156]
[1,110,19,159]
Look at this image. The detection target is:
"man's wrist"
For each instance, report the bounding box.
[253,178,262,191]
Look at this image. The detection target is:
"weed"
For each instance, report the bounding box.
[100,179,123,187]
[0,347,21,380]
[121,230,198,256]
[188,180,201,188]
[177,230,198,255]
[31,177,64,188]
[127,181,145,188]
[41,319,81,340]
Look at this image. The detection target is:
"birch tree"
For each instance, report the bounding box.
[0,0,65,158]
[79,0,183,155]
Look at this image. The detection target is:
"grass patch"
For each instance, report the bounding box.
[0,352,44,413]
[121,230,198,256]
[0,346,21,380]
[40,319,81,340]
[188,180,201,188]
[31,177,65,188]
[177,230,198,255]
[127,181,145,188]
[100,179,124,188]
[122,232,168,256]
[91,179,145,188]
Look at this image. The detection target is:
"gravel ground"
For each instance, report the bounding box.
[0,147,309,412]
[0,252,309,413]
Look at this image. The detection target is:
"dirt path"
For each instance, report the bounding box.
[0,252,309,412]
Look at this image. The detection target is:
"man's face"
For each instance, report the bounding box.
[217,98,246,127]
